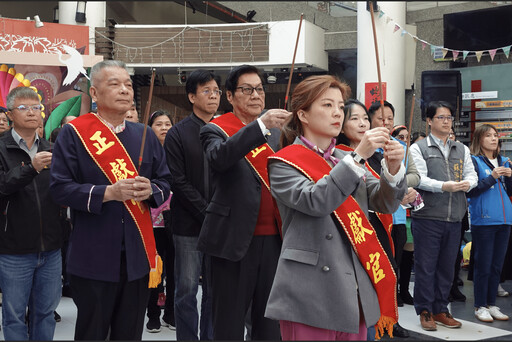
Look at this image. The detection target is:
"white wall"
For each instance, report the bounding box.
[120,20,328,71]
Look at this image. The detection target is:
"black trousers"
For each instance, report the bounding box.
[210,235,281,340]
[69,252,150,340]
[370,213,397,271]
[391,224,407,272]
[147,228,175,322]
[400,250,414,294]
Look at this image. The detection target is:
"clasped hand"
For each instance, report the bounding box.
[442,180,471,193]
[32,151,52,172]
[492,166,512,179]
[104,176,152,202]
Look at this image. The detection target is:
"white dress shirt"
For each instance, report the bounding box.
[410,134,478,193]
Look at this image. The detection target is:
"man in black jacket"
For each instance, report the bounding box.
[164,69,220,340]
[0,87,63,340]
[198,65,291,340]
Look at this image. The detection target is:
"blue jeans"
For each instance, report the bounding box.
[412,218,461,315]
[0,249,62,340]
[173,235,213,340]
[472,224,511,308]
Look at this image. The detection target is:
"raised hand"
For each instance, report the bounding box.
[354,127,390,160]
[260,109,292,129]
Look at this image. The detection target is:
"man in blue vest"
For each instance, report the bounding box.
[409,101,477,331]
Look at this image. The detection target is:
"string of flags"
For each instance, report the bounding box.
[377,9,511,63]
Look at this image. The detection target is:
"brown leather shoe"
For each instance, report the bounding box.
[420,310,437,331]
[433,312,462,328]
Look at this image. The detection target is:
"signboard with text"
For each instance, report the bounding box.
[365,82,387,110]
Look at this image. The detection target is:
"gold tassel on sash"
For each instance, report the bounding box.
[375,315,396,339]
[148,255,163,288]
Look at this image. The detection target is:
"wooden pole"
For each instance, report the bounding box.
[368,2,386,129]
[404,93,416,167]
[137,69,156,172]
[283,13,304,110]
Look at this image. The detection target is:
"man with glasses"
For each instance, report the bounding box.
[198,64,291,340]
[0,87,63,340]
[164,69,221,340]
[410,101,477,331]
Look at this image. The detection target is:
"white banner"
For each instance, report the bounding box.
[462,91,498,100]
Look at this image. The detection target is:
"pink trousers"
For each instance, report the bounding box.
[279,319,367,341]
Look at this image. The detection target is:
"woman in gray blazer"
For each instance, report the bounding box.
[265,75,407,340]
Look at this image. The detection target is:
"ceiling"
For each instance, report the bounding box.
[305,1,482,17]
[1,2,503,24]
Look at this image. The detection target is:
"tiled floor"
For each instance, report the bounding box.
[384,269,512,341]
[2,269,512,340]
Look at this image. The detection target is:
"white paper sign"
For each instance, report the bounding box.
[462,91,498,100]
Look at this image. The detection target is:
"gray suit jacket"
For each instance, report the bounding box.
[265,139,406,333]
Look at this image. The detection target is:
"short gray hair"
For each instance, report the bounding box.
[89,60,127,87]
[6,87,40,110]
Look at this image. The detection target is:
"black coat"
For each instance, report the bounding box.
[198,116,281,261]
[0,130,62,254]
[165,113,210,237]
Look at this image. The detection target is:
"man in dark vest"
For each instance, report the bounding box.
[409,101,477,331]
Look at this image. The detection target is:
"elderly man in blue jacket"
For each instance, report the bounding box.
[50,60,171,340]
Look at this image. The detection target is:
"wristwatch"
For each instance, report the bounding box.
[350,151,366,166]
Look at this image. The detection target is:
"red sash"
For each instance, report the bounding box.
[336,144,394,256]
[210,113,282,235]
[271,144,397,339]
[70,113,162,288]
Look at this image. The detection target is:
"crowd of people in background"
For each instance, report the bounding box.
[0,59,510,341]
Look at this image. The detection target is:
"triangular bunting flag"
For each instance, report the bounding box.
[442,49,449,59]
[489,49,497,61]
[394,24,400,33]
[475,51,483,62]
[379,10,385,18]
[504,46,511,58]
[401,29,407,37]
[452,50,460,61]
[386,16,392,24]
[430,45,436,56]
[463,50,469,60]
[422,41,427,50]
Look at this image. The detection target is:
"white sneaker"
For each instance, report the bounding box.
[475,307,493,322]
[161,318,176,331]
[498,284,509,297]
[488,306,509,321]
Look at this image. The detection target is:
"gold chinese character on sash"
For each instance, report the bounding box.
[453,160,463,181]
[251,146,267,158]
[110,158,135,182]
[366,252,386,284]
[90,131,115,155]
[131,199,147,213]
[348,210,374,244]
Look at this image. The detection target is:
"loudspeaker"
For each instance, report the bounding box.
[421,70,462,121]
[366,1,379,12]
